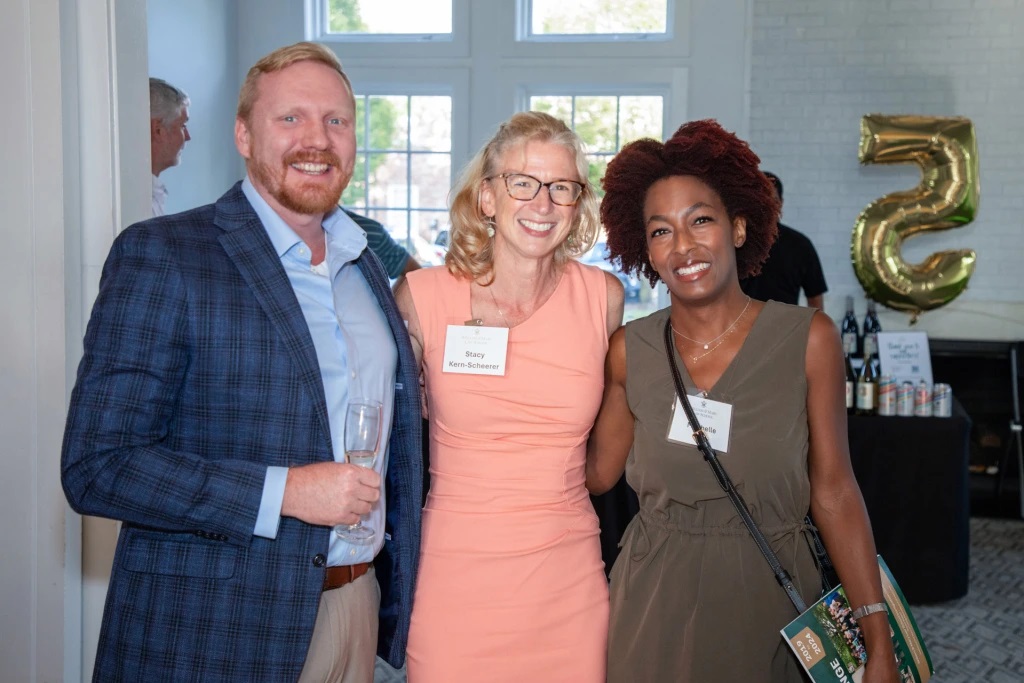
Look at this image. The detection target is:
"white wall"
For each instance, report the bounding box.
[0,0,69,678]
[148,0,240,213]
[237,0,305,85]
[749,0,1024,339]
[688,0,753,136]
[73,2,154,677]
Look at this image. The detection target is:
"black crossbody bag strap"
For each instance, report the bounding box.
[662,319,808,614]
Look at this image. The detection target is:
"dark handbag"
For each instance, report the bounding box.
[661,319,836,612]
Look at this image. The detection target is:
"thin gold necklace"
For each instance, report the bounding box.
[671,296,752,363]
[487,285,511,328]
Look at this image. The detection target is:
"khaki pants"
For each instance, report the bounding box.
[298,566,380,683]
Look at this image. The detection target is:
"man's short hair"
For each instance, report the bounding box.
[236,42,353,123]
[149,77,190,125]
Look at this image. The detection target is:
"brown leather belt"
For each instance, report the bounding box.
[323,562,372,592]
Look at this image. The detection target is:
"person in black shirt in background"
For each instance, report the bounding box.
[740,171,828,309]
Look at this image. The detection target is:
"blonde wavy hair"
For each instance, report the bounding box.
[237,42,353,122]
[445,111,600,281]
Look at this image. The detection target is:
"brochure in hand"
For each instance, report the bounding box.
[780,556,933,683]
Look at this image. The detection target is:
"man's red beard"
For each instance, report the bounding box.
[250,150,350,215]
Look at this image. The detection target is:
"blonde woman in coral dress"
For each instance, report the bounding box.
[395,112,623,682]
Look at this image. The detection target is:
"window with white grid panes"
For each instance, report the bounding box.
[522,0,669,40]
[320,0,452,38]
[530,93,664,321]
[343,94,452,267]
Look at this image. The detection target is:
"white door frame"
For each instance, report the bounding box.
[65,1,152,680]
[0,0,149,680]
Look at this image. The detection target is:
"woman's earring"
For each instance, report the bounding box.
[486,217,496,238]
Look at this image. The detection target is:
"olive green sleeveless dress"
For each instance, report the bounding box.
[607,301,822,682]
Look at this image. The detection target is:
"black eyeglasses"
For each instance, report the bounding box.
[487,173,585,206]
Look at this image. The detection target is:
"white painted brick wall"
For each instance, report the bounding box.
[748,0,1024,331]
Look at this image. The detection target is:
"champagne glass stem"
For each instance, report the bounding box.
[333,400,382,543]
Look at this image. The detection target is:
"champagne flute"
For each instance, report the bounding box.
[334,399,382,542]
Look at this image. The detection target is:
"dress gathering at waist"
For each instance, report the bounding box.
[628,507,809,537]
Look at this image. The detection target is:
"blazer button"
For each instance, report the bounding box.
[312,553,327,567]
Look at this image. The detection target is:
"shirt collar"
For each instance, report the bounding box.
[325,208,368,266]
[241,175,367,266]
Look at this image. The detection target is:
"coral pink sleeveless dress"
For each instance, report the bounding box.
[404,261,609,682]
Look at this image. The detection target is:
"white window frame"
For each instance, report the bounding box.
[346,88,455,202]
[304,0,471,58]
[515,68,687,142]
[337,67,470,250]
[524,85,674,149]
[346,90,453,249]
[517,0,676,44]
[505,0,691,58]
[524,86,670,198]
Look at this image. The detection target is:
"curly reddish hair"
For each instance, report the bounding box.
[600,119,779,286]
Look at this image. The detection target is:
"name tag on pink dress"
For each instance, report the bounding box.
[442,325,509,376]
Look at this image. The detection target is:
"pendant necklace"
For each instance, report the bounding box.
[671,296,752,363]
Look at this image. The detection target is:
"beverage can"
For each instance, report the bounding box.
[914,380,933,417]
[876,376,897,416]
[897,381,914,416]
[933,383,953,418]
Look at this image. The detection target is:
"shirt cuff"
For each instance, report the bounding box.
[254,466,289,539]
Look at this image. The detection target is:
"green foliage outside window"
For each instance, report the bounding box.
[532,96,635,198]
[328,0,367,33]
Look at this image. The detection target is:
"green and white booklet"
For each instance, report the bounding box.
[781,556,934,682]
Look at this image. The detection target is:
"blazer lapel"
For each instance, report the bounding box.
[213,184,333,455]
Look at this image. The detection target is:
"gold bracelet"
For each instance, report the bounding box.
[850,602,888,620]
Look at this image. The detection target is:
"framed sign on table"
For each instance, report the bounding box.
[877,331,933,385]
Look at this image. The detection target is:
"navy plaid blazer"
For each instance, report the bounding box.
[61,182,422,681]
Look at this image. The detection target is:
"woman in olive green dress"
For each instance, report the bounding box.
[587,120,898,683]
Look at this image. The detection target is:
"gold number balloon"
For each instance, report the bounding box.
[852,114,980,317]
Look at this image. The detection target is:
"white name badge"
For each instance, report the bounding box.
[442,324,509,376]
[667,395,733,453]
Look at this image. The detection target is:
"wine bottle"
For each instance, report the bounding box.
[862,299,882,362]
[845,351,856,415]
[841,295,861,359]
[856,347,879,415]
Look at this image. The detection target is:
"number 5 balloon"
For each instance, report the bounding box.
[852,114,979,318]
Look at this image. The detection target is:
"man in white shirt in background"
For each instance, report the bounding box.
[149,77,191,216]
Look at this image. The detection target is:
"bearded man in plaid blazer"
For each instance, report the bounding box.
[62,42,422,682]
